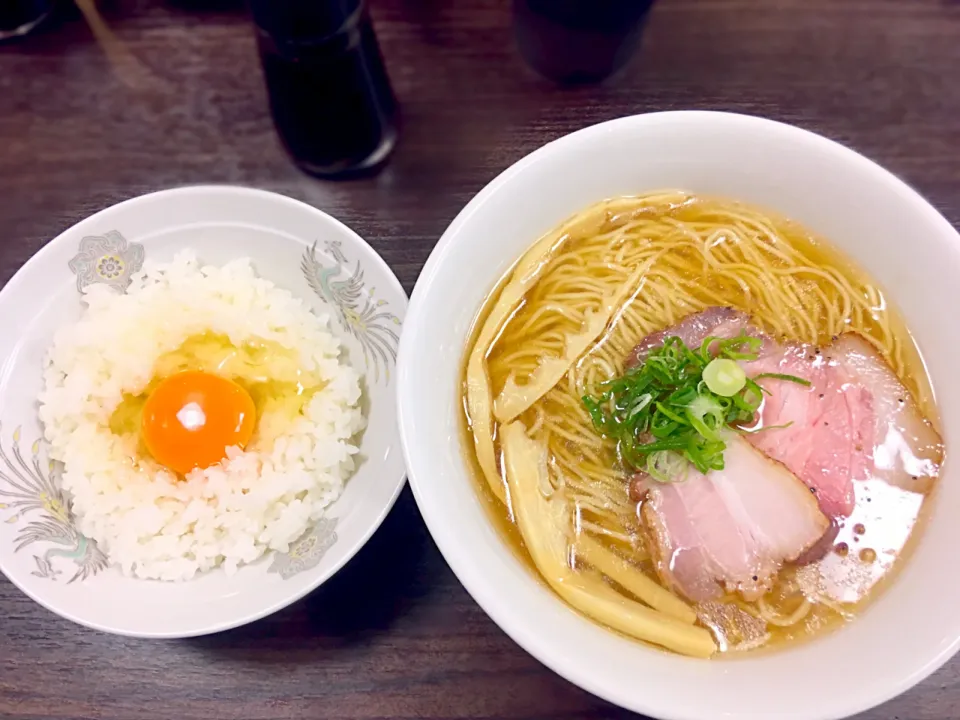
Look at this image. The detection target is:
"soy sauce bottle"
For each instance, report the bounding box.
[250,0,398,178]
[513,0,656,84]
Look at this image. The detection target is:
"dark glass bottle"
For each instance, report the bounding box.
[513,0,656,84]
[250,0,398,178]
[0,0,54,41]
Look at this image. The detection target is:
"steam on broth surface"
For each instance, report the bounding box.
[460,191,943,657]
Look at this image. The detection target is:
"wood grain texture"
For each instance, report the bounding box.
[1,1,959,718]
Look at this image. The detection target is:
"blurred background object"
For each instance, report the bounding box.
[250,0,398,179]
[74,0,167,89]
[0,0,55,41]
[513,0,656,84]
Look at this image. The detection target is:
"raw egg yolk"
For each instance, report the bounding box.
[141,370,256,475]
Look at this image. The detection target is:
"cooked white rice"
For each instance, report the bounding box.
[38,251,364,581]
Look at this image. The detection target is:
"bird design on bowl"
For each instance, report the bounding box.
[302,240,401,384]
[0,425,108,583]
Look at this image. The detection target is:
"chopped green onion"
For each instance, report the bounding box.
[646,451,689,483]
[686,394,725,441]
[738,421,795,435]
[702,358,747,397]
[655,402,687,426]
[582,331,800,481]
[753,372,812,387]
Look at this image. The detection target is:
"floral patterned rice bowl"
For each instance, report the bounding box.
[0,186,407,637]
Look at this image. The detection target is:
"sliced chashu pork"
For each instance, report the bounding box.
[627,306,748,368]
[830,334,941,491]
[629,307,942,519]
[643,435,830,602]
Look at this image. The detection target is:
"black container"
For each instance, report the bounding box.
[0,0,54,41]
[250,0,398,178]
[513,0,656,84]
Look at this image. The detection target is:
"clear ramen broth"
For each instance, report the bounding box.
[459,191,943,657]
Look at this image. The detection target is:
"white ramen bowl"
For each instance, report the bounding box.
[0,186,407,638]
[397,111,960,720]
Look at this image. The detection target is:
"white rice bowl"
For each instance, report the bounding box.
[38,250,365,582]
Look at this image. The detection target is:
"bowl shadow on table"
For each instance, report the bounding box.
[185,486,434,657]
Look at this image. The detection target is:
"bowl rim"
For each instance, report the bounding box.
[0,184,408,639]
[397,110,960,719]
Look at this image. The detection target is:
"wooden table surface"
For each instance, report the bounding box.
[1,1,959,718]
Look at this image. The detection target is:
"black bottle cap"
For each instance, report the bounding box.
[250,0,363,43]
